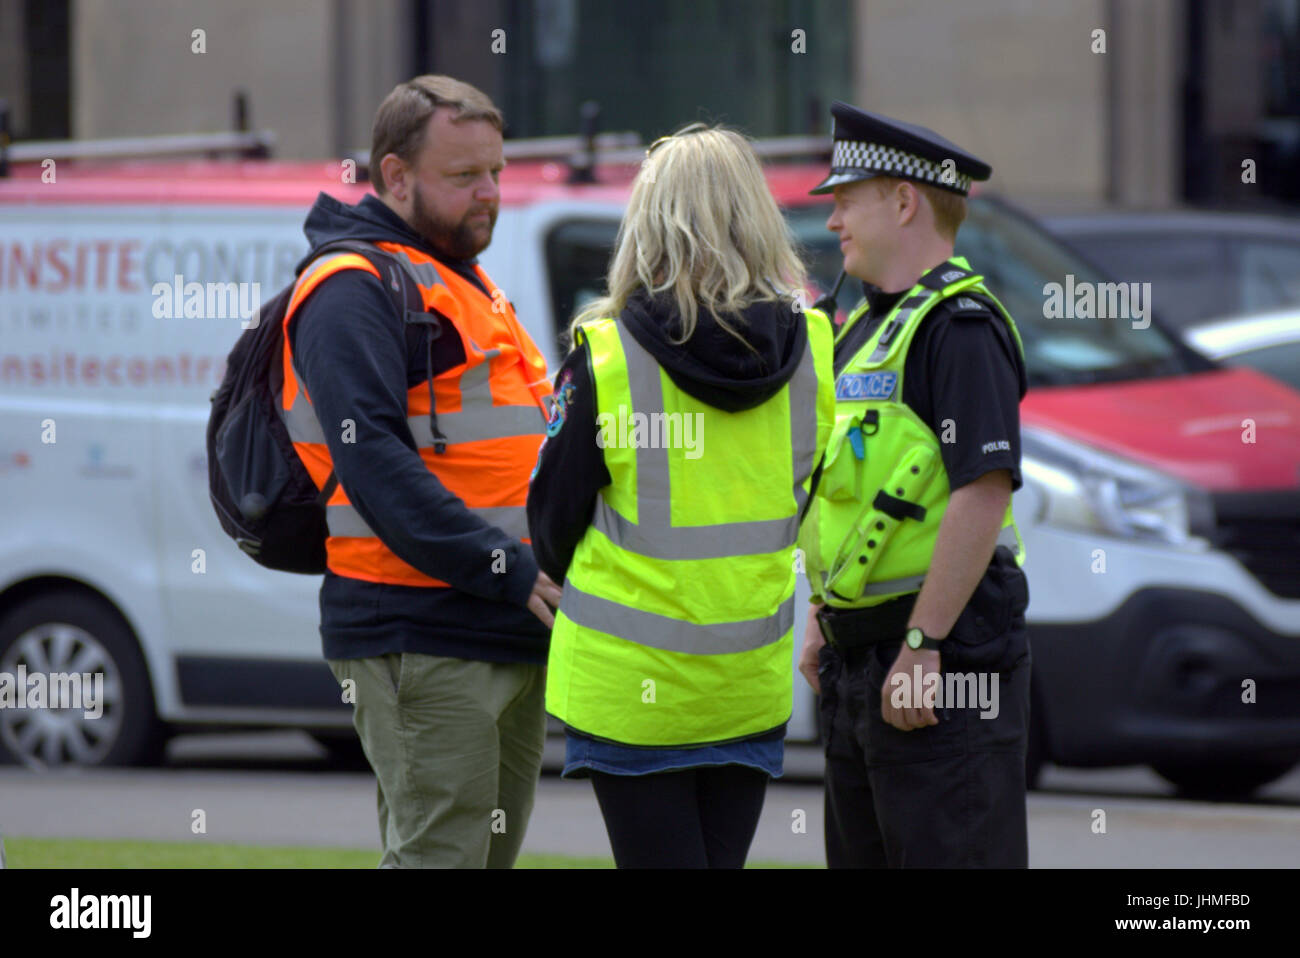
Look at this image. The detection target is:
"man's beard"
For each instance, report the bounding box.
[409,184,496,260]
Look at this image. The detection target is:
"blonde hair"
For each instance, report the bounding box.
[569,123,806,350]
[869,175,968,241]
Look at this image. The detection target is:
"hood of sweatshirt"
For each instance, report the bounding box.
[295,191,482,275]
[619,288,810,412]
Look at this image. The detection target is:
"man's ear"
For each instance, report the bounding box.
[895,181,921,228]
[379,153,408,202]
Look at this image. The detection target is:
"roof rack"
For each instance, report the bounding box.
[0,91,273,177]
[2,130,275,166]
[0,88,830,182]
[345,132,644,178]
[348,133,831,184]
[353,101,831,186]
[590,134,832,166]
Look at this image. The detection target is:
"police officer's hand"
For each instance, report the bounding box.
[527,571,563,629]
[881,646,942,731]
[799,602,825,694]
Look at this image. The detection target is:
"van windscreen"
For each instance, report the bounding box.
[785,197,1205,388]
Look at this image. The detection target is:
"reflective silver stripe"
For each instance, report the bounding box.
[865,315,904,363]
[286,375,542,449]
[326,504,375,538]
[591,322,819,559]
[406,333,545,447]
[789,325,820,516]
[461,335,501,400]
[866,292,934,362]
[860,573,927,596]
[327,503,529,541]
[621,322,670,529]
[408,406,546,446]
[477,505,530,541]
[281,386,327,445]
[997,525,1020,551]
[383,245,447,289]
[287,274,542,472]
[281,253,377,445]
[288,322,543,450]
[592,497,798,560]
[282,249,403,445]
[560,584,795,655]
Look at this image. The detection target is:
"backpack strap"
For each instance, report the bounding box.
[316,472,339,507]
[306,239,427,330]
[335,242,451,452]
[293,240,443,501]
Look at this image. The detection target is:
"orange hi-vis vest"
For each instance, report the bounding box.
[279,240,551,587]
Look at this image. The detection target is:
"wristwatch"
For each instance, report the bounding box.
[905,627,944,651]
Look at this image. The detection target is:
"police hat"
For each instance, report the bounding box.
[810,101,992,197]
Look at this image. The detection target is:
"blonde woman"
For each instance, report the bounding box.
[527,123,835,868]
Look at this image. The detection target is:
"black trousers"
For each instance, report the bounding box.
[589,765,769,868]
[820,552,1032,868]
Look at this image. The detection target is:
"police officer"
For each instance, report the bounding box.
[797,102,1032,868]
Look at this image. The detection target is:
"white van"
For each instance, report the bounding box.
[3,140,1299,796]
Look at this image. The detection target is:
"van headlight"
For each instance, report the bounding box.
[1021,427,1214,546]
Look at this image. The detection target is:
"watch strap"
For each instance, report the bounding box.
[907,628,945,651]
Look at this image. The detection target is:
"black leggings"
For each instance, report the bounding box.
[589,764,769,868]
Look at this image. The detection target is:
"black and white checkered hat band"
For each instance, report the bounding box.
[830,140,972,194]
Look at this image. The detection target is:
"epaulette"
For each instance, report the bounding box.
[940,293,995,319]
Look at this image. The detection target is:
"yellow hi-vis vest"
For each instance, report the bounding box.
[799,256,1026,609]
[546,310,836,746]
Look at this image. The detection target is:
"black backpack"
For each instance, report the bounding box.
[206,239,429,573]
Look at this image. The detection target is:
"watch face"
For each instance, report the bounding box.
[905,627,922,649]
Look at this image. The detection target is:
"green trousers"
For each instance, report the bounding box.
[327,653,547,868]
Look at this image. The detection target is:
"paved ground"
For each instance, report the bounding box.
[2,732,1298,866]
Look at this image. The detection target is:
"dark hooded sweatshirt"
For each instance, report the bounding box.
[289,192,547,665]
[526,288,810,583]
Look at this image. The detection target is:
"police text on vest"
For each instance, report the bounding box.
[50,888,151,938]
[836,371,896,401]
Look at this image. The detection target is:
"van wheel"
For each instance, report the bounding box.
[0,591,166,768]
[1152,760,1296,800]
